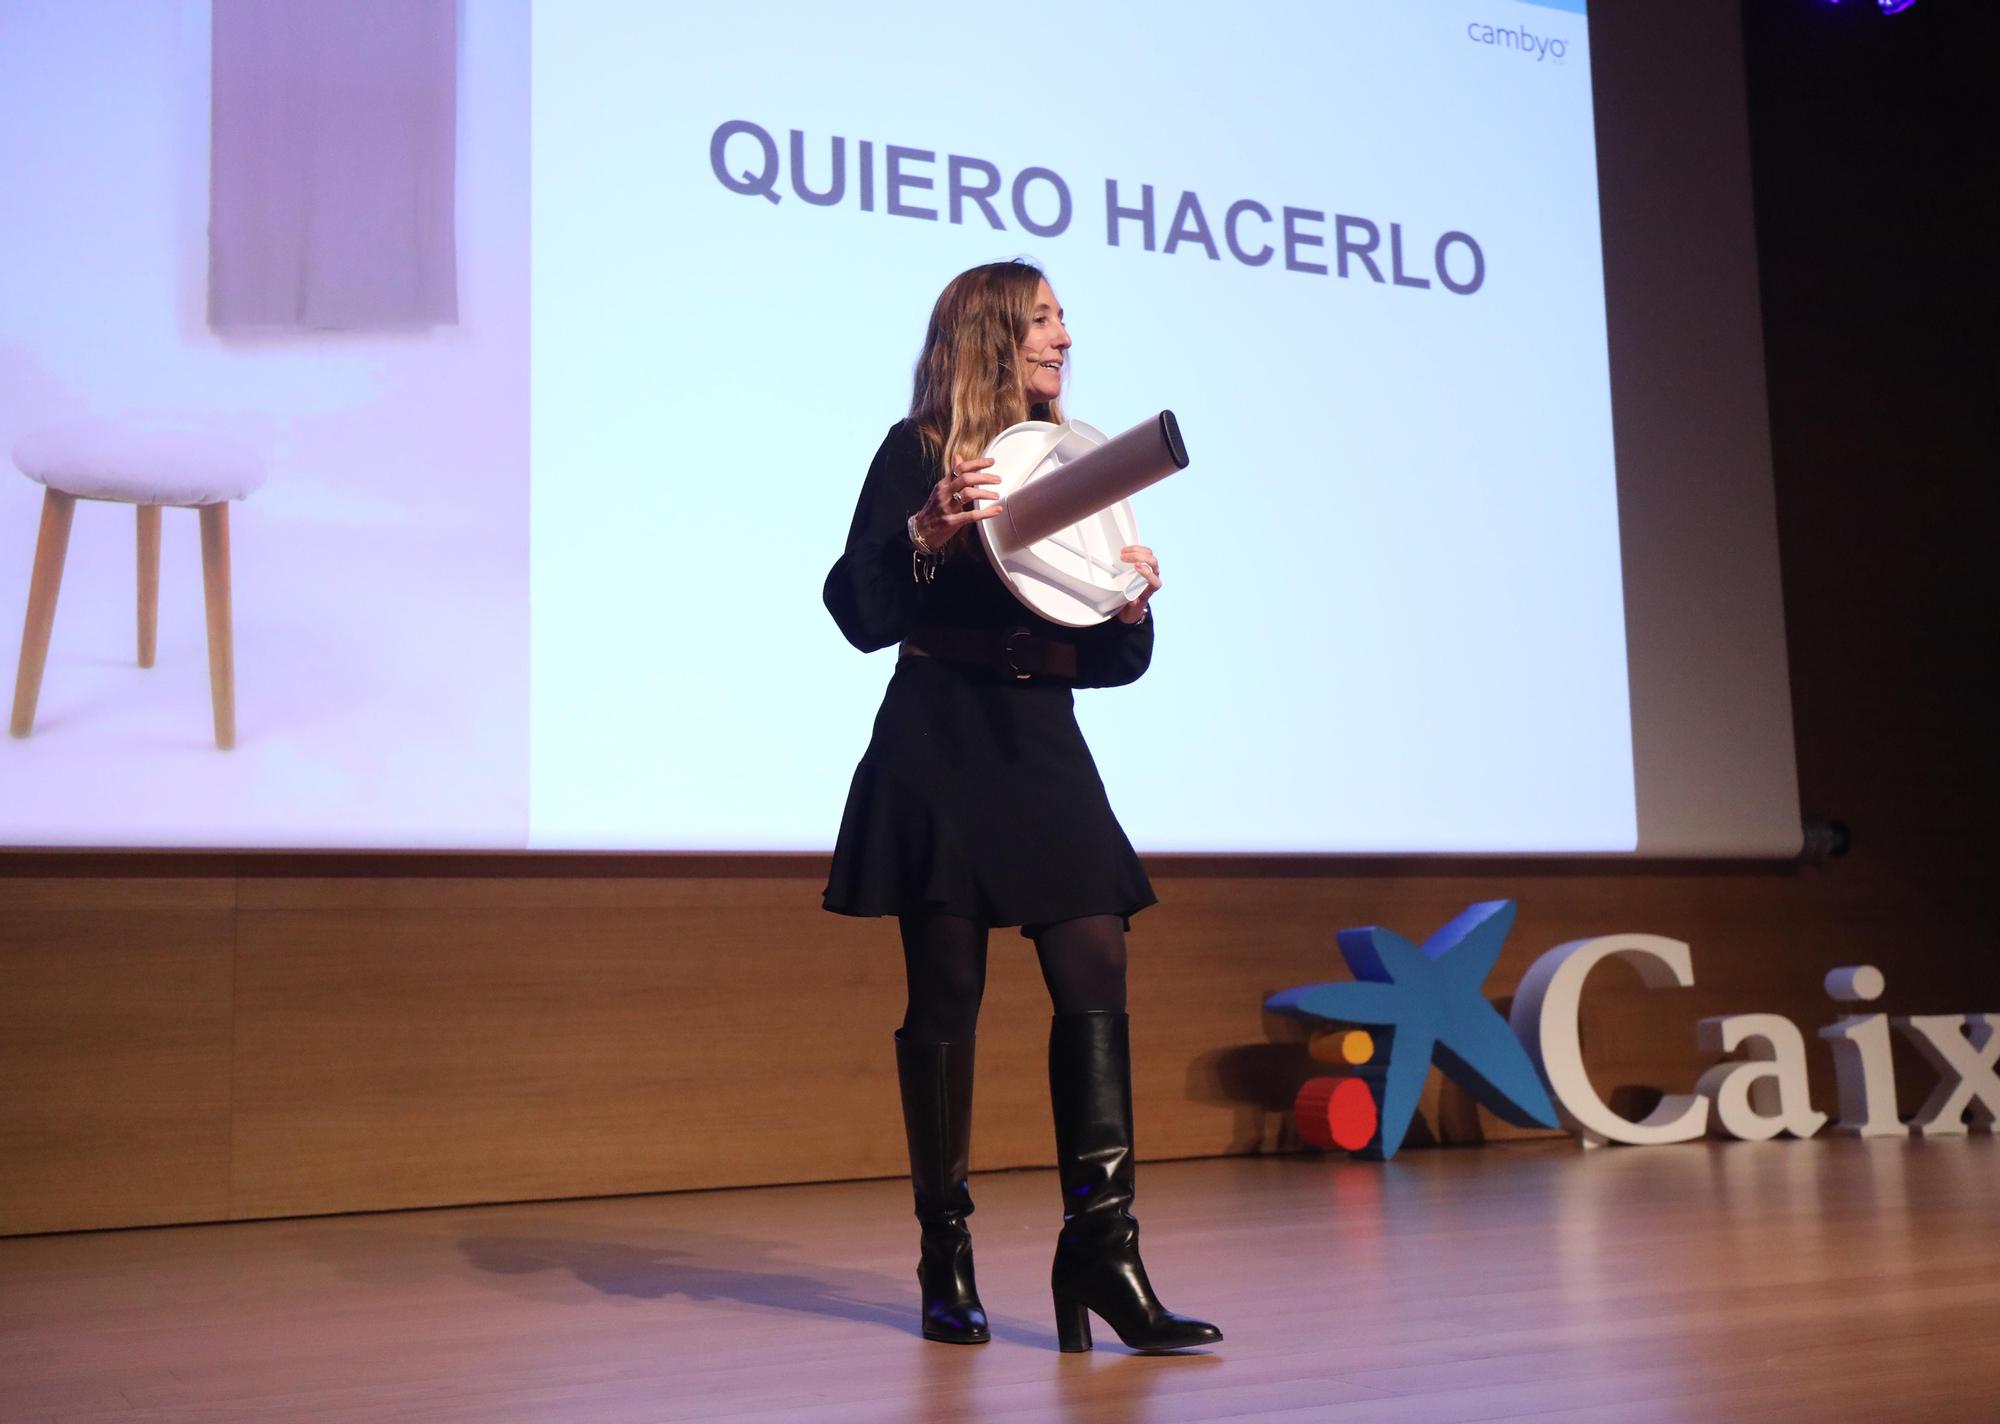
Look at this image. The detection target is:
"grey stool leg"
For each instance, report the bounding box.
[10,489,77,738]
[197,503,235,749]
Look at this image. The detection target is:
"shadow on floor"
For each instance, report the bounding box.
[457,1229,1051,1348]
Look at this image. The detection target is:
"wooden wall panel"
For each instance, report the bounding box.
[0,878,235,1235]
[226,852,2000,1222]
[229,875,907,1218]
[2,841,1994,1236]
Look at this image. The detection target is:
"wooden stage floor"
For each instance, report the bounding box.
[3,1138,1995,1423]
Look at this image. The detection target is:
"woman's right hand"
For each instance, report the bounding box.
[911,456,1003,550]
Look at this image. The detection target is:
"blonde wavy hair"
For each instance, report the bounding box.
[909,259,1064,477]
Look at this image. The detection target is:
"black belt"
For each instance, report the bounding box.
[903,625,1079,680]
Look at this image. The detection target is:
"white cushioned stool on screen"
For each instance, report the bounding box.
[9,418,265,749]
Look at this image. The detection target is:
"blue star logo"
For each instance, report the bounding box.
[1264,900,1559,1159]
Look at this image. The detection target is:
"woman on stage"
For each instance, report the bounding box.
[822,258,1221,1354]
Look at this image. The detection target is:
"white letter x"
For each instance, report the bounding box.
[1894,1014,2000,1136]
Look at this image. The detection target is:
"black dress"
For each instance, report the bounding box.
[822,420,1157,932]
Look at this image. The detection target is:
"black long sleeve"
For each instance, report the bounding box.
[1072,610,1154,688]
[824,419,1157,686]
[823,423,931,652]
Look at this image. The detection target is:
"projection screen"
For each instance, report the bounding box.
[0,0,1798,855]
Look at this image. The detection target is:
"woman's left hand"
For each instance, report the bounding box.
[1118,545,1160,624]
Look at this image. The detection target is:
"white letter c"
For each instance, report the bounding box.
[1510,935,1710,1147]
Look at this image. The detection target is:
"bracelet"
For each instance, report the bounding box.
[907,514,941,585]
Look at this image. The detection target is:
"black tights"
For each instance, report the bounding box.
[898,911,1127,1043]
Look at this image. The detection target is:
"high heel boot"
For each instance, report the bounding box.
[1047,1011,1222,1353]
[895,1033,990,1344]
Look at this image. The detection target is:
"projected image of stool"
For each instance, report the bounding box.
[9,420,266,749]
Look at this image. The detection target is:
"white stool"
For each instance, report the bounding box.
[9,419,265,749]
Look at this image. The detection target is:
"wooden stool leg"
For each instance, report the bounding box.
[10,489,78,738]
[137,504,161,668]
[197,503,236,750]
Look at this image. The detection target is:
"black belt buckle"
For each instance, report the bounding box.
[1002,629,1042,680]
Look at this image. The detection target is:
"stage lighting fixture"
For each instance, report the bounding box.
[1799,815,1853,863]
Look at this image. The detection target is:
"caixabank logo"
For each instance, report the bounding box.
[1267,900,2000,1157]
[1266,901,1559,1158]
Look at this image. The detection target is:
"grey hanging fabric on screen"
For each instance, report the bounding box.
[208,0,458,331]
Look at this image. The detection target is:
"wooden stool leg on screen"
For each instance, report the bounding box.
[198,503,235,750]
[9,488,78,739]
[137,503,161,669]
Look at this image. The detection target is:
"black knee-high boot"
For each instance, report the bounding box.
[1048,1011,1222,1353]
[895,1033,990,1344]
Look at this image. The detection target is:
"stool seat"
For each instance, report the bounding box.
[12,418,265,506]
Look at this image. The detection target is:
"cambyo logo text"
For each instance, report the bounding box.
[1467,21,1570,63]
